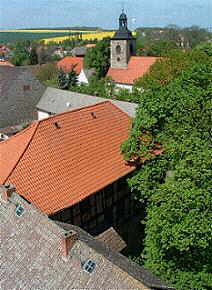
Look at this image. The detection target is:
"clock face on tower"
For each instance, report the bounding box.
[116,45,121,54]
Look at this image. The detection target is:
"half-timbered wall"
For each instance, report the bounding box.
[51,177,133,235]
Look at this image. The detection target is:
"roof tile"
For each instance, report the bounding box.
[57,56,84,74]
[107,56,158,84]
[0,102,135,214]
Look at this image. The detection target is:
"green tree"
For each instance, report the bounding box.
[29,47,38,65]
[84,37,110,79]
[195,42,212,57]
[58,67,78,90]
[10,40,31,66]
[134,50,209,91]
[121,54,212,289]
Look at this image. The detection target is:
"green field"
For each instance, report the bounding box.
[0,31,80,43]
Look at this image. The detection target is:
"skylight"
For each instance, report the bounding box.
[83,260,96,274]
[15,204,24,217]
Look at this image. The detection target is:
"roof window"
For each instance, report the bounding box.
[91,112,97,119]
[83,259,96,274]
[15,204,24,217]
[54,122,61,129]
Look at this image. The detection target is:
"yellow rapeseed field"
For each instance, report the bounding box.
[0,29,136,44]
[43,31,116,43]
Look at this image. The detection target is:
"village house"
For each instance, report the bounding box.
[57,56,95,84]
[0,102,139,235]
[106,11,159,91]
[0,186,173,290]
[36,87,138,120]
[0,66,45,129]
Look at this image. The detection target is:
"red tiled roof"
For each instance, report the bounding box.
[85,44,96,48]
[57,56,84,74]
[107,56,158,85]
[0,61,14,67]
[0,102,135,215]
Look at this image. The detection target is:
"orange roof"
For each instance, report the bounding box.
[85,44,96,48]
[0,102,135,215]
[57,56,84,74]
[107,56,158,85]
[0,60,14,67]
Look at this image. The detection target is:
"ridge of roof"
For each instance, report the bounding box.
[38,100,115,123]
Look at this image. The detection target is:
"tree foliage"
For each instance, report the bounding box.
[135,50,209,91]
[84,37,110,79]
[57,68,78,90]
[121,52,212,289]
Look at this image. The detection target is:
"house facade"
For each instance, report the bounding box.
[51,176,133,235]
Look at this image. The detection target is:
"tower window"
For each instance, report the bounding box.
[117,57,120,62]
[116,45,121,54]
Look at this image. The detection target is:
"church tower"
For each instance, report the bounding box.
[110,11,136,69]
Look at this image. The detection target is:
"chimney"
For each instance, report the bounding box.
[62,230,78,258]
[0,184,16,202]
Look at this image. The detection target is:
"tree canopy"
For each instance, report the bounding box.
[121,49,212,290]
[84,37,110,79]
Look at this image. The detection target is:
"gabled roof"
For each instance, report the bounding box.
[0,66,45,128]
[57,56,84,74]
[0,101,135,214]
[107,56,158,85]
[95,227,127,252]
[0,190,173,290]
[36,87,138,117]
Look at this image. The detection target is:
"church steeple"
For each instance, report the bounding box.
[119,9,128,30]
[110,11,136,69]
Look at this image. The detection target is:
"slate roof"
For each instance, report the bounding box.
[107,56,158,85]
[57,56,84,74]
[95,226,127,252]
[0,66,46,128]
[0,102,136,215]
[0,189,174,290]
[71,46,87,56]
[36,87,138,117]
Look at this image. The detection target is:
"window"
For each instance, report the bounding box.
[83,260,96,274]
[116,45,121,54]
[16,204,24,217]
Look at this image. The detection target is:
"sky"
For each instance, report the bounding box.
[0,0,211,30]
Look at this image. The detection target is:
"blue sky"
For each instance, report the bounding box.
[0,0,211,29]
